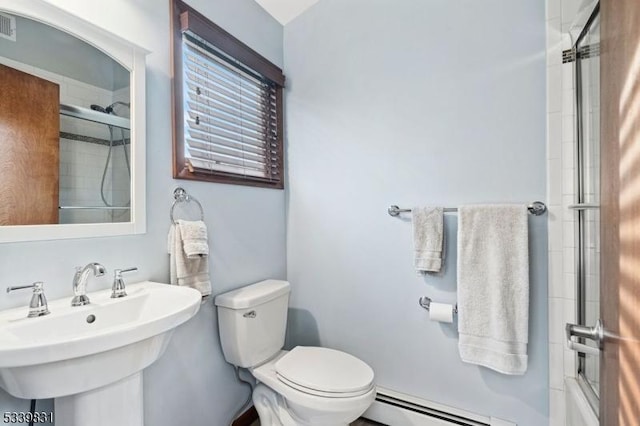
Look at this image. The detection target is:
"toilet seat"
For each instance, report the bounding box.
[275,347,374,398]
[276,374,372,398]
[251,349,376,425]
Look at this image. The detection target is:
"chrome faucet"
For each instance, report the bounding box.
[71,263,106,306]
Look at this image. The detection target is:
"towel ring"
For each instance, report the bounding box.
[170,187,204,224]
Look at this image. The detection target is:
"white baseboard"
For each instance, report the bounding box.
[363,387,516,426]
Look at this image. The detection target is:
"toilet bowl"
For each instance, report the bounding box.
[215,280,376,426]
[251,349,375,425]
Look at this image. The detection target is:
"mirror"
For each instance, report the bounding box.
[0,0,146,242]
[0,13,131,225]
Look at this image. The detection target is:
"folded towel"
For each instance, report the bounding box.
[168,223,211,297]
[412,206,444,273]
[457,205,529,375]
[176,220,209,258]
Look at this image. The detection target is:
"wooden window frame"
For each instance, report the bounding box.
[170,0,285,189]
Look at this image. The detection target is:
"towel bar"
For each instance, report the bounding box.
[388,201,547,217]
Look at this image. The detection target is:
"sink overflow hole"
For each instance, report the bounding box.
[86,314,96,324]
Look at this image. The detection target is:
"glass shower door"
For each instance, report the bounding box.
[574,9,601,410]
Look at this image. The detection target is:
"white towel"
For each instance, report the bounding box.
[176,219,209,258]
[412,206,444,273]
[457,205,529,375]
[168,222,211,297]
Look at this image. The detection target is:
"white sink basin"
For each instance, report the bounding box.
[0,281,201,405]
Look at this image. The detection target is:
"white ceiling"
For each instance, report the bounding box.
[254,0,319,25]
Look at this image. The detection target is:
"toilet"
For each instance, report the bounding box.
[215,280,376,426]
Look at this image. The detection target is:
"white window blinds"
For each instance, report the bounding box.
[181,34,280,182]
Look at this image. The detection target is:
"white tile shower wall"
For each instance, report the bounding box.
[110,145,132,222]
[546,1,580,425]
[59,139,112,223]
[0,55,130,223]
[561,0,583,32]
[108,86,132,221]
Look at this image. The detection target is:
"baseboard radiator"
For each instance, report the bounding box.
[363,387,516,426]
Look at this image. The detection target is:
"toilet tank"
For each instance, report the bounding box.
[215,280,290,368]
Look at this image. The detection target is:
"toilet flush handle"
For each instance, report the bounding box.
[243,310,256,318]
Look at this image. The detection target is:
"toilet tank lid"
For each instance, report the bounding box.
[215,280,290,309]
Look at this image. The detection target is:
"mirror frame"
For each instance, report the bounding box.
[0,0,147,242]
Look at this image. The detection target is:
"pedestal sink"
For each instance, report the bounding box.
[0,281,201,426]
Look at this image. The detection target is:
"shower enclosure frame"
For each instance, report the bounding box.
[572,1,601,416]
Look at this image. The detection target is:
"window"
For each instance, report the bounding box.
[171,0,285,189]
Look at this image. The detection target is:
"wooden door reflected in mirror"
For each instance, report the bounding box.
[0,64,59,225]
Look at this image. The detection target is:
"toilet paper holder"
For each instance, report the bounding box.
[418,296,458,315]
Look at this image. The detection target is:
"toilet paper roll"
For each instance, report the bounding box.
[429,302,454,323]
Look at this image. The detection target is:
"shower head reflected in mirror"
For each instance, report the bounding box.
[90,104,108,113]
[90,102,131,116]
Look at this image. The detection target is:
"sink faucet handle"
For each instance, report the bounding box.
[111,267,138,299]
[6,282,50,318]
[7,282,42,293]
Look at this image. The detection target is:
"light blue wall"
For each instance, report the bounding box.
[284,1,548,425]
[0,16,130,91]
[0,1,284,425]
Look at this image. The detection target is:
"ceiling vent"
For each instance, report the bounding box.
[0,13,16,42]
